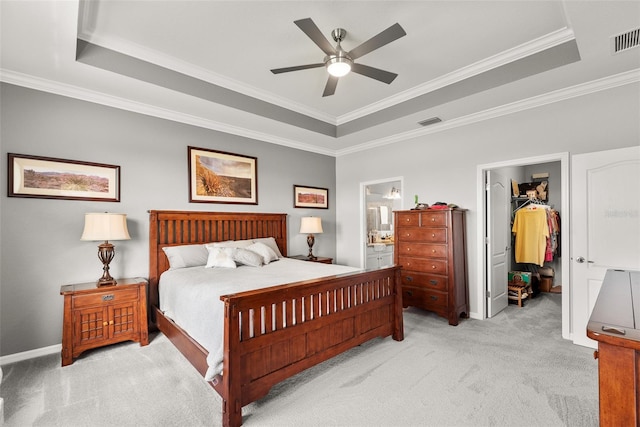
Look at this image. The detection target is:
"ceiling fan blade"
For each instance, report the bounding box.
[351,63,398,84]
[347,23,406,60]
[322,76,339,97]
[294,18,336,56]
[271,63,324,74]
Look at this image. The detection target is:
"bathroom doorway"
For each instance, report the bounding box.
[361,177,403,269]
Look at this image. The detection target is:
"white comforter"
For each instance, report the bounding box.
[159,258,359,380]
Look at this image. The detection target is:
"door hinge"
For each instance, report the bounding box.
[486,290,491,298]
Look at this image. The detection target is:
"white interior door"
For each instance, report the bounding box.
[571,146,640,347]
[486,170,509,317]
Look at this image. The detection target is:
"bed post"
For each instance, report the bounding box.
[221,299,242,427]
[393,266,404,341]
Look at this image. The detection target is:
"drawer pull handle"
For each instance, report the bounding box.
[430,296,438,301]
[103,321,108,326]
[406,291,413,297]
[406,276,413,282]
[431,233,436,238]
[102,294,114,302]
[432,249,436,253]
[430,280,438,285]
[431,265,437,270]
[431,217,436,222]
[601,325,626,335]
[109,320,114,325]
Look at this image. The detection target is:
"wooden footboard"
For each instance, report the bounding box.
[217,265,403,426]
[148,211,404,427]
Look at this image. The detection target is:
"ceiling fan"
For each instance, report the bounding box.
[270,18,406,97]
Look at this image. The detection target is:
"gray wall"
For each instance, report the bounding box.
[335,83,640,320]
[0,83,337,357]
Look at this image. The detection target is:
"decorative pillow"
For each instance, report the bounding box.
[207,239,254,250]
[205,247,237,269]
[232,248,264,267]
[251,237,283,258]
[162,244,208,269]
[247,242,279,265]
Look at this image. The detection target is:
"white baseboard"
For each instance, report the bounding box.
[0,344,61,366]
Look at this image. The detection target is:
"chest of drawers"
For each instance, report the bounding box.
[394,209,469,325]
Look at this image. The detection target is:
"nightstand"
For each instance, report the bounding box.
[60,278,149,366]
[288,255,333,264]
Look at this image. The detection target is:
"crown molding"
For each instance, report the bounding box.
[337,28,576,125]
[0,69,336,156]
[2,68,638,158]
[335,68,640,156]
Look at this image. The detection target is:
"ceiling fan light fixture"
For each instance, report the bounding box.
[326,56,352,77]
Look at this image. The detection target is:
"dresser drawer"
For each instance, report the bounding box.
[397,242,447,258]
[398,257,448,275]
[396,227,448,243]
[402,286,448,310]
[400,271,448,292]
[72,288,139,308]
[420,211,448,227]
[397,212,420,227]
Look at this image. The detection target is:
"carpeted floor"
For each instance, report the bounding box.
[1,292,598,426]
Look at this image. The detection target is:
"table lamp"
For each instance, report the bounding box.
[300,216,323,260]
[81,213,131,286]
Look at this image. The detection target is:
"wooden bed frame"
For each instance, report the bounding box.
[148,210,404,426]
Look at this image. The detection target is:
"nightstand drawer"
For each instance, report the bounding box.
[398,257,448,275]
[400,272,448,291]
[72,288,139,308]
[397,242,447,258]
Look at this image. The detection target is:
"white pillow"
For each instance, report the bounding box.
[162,244,208,269]
[232,248,264,267]
[251,237,283,258]
[207,239,254,250]
[247,242,279,265]
[205,247,236,269]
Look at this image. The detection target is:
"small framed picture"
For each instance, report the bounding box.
[293,185,328,209]
[188,146,258,204]
[8,153,120,202]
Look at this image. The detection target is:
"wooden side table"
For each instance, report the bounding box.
[60,277,149,366]
[288,255,333,264]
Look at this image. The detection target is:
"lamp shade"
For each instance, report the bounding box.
[300,217,323,234]
[81,213,131,241]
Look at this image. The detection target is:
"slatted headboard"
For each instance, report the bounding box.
[148,210,288,312]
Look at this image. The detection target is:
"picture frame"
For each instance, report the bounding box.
[188,146,258,204]
[293,185,328,209]
[8,153,120,202]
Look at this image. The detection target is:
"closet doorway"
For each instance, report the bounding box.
[476,153,570,340]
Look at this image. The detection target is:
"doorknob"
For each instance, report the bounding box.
[576,257,585,263]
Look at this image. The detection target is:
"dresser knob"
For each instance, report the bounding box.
[430,280,438,285]
[432,249,436,253]
[431,265,437,269]
[431,233,436,237]
[431,217,436,222]
[103,321,108,326]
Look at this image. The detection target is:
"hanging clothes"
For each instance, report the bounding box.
[512,206,549,266]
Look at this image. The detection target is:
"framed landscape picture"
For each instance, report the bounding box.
[188,146,258,204]
[8,153,120,202]
[293,185,328,209]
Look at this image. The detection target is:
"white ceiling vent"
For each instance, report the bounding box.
[611,28,640,54]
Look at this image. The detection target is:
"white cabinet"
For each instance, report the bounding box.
[366,243,394,269]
